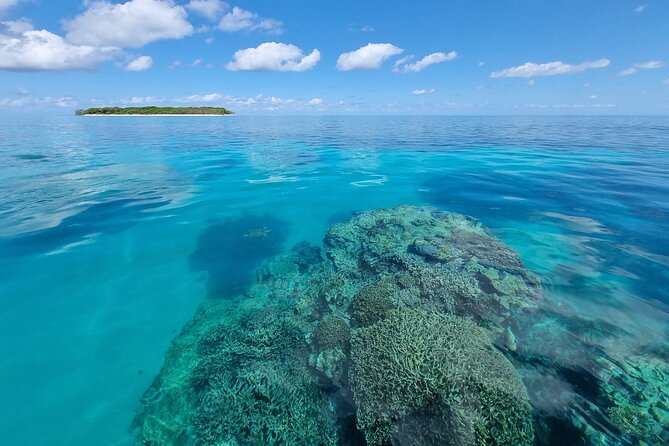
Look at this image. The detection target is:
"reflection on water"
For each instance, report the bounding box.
[0,116,667,445]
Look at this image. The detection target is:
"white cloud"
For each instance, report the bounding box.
[191,58,202,67]
[0,0,20,16]
[618,67,637,76]
[205,36,214,44]
[0,20,120,71]
[64,0,193,48]
[125,96,164,104]
[187,0,226,21]
[177,92,223,102]
[618,60,664,76]
[490,59,610,78]
[125,55,153,71]
[225,42,320,72]
[527,79,535,85]
[411,89,435,95]
[0,95,77,107]
[394,51,456,73]
[336,43,403,71]
[588,95,598,100]
[635,4,647,13]
[307,98,323,105]
[219,6,282,34]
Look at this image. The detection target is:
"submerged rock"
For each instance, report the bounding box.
[134,206,543,446]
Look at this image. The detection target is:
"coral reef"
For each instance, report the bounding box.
[312,316,350,351]
[135,206,552,446]
[350,308,534,446]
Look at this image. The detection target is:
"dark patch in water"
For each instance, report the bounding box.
[14,154,48,160]
[327,210,358,226]
[558,365,602,403]
[0,198,168,256]
[537,415,587,446]
[189,213,288,298]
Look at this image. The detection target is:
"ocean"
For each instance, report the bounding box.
[0,115,667,445]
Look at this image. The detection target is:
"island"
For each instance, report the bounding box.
[75,106,234,116]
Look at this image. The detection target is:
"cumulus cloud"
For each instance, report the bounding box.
[411,89,435,95]
[394,51,457,73]
[225,42,320,72]
[307,98,323,105]
[618,60,664,76]
[336,43,403,71]
[219,6,282,34]
[187,0,225,21]
[125,55,153,71]
[490,59,610,78]
[64,0,193,48]
[0,20,120,71]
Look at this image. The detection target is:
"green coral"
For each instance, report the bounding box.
[350,308,534,446]
[350,282,395,328]
[195,361,338,446]
[607,404,654,440]
[311,316,350,350]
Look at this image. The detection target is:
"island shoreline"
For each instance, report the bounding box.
[80,114,235,117]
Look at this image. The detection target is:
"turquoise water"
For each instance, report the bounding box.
[0,115,668,445]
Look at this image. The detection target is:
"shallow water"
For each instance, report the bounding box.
[0,115,668,445]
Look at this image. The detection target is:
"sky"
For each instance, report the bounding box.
[0,0,668,115]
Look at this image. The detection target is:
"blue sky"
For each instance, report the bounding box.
[0,0,668,114]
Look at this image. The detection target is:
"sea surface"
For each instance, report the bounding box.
[0,115,667,445]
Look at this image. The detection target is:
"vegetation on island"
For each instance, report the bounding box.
[75,106,234,115]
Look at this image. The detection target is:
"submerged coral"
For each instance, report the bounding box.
[134,206,549,446]
[350,308,534,446]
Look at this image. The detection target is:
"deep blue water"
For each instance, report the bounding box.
[0,115,668,445]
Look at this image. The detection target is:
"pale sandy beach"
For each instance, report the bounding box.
[82,114,234,117]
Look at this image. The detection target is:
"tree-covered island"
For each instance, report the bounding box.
[75,106,234,116]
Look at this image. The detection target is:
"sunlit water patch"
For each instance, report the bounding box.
[0,115,667,445]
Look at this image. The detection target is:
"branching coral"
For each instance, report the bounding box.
[195,361,338,446]
[312,316,350,350]
[350,282,395,328]
[350,308,534,445]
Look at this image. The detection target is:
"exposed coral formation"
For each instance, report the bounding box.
[134,206,548,445]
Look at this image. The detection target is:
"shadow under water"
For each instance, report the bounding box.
[189,213,289,298]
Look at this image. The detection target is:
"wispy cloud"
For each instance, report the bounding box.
[177,93,223,102]
[186,0,226,21]
[336,43,403,71]
[394,51,457,73]
[411,89,435,95]
[125,55,153,71]
[634,4,647,13]
[0,95,78,107]
[618,60,664,76]
[219,6,282,34]
[490,59,610,78]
